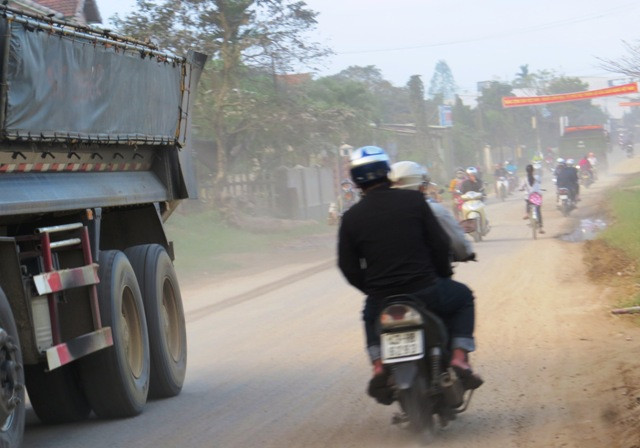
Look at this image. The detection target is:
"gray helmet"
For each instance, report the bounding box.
[388,161,430,190]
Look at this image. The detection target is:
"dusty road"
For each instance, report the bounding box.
[23,150,640,447]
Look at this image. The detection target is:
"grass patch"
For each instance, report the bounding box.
[164,209,329,279]
[588,174,640,307]
[599,176,640,262]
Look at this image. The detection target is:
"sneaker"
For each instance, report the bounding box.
[539,229,545,234]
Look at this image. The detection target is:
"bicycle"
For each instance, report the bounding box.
[527,192,543,240]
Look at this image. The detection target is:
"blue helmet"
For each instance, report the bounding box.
[349,146,391,187]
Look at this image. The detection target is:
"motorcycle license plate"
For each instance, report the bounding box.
[381,330,424,363]
[559,195,568,200]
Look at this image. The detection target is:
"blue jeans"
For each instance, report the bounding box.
[362,277,476,362]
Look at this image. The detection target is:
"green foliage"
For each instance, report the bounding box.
[165,209,328,278]
[114,0,330,203]
[477,81,531,149]
[108,4,622,207]
[599,176,640,262]
[427,60,457,101]
[598,175,640,307]
[544,77,607,126]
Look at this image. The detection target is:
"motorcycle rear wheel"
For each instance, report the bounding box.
[475,217,483,242]
[398,386,435,441]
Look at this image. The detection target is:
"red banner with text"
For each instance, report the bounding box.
[502,82,638,108]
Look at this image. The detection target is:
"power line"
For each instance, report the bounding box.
[337,2,639,55]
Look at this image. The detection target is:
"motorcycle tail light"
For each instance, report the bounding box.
[380,304,423,329]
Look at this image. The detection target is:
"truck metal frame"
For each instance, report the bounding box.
[0,5,206,446]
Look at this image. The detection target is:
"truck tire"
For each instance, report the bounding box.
[0,287,25,448]
[79,250,150,418]
[125,244,187,398]
[24,363,90,423]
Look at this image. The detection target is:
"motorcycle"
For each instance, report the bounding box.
[506,172,518,194]
[327,180,358,225]
[496,176,508,201]
[527,192,543,239]
[458,191,489,242]
[625,143,634,158]
[377,294,475,443]
[544,155,556,173]
[556,186,575,217]
[579,169,593,188]
[532,161,543,179]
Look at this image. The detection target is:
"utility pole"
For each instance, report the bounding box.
[532,115,542,155]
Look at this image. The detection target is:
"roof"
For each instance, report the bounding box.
[275,73,312,86]
[30,0,102,23]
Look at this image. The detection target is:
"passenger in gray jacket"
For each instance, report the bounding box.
[388,161,476,262]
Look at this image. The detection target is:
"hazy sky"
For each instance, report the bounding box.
[96,0,640,98]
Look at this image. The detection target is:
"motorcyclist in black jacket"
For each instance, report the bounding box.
[556,158,579,203]
[337,146,482,400]
[460,166,485,196]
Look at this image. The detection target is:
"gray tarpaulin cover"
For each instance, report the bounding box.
[2,19,184,143]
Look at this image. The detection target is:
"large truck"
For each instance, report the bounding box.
[0,6,206,446]
[558,125,610,172]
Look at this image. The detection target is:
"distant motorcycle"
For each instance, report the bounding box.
[327,180,358,225]
[532,161,543,180]
[625,143,634,158]
[506,172,518,194]
[458,191,489,242]
[556,186,575,217]
[376,294,475,443]
[579,169,593,188]
[496,176,508,201]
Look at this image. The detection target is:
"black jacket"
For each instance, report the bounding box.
[460,178,484,194]
[556,166,578,188]
[338,184,452,298]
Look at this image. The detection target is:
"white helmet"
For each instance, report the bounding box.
[466,166,478,176]
[566,158,575,166]
[556,157,565,164]
[389,161,429,190]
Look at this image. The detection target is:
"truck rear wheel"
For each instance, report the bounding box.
[125,244,187,398]
[0,287,24,448]
[79,250,150,418]
[24,363,90,423]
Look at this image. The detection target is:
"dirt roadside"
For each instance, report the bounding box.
[578,182,640,448]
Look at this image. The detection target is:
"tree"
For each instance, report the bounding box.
[451,96,481,168]
[541,77,608,149]
[114,0,329,205]
[513,64,531,88]
[408,75,444,178]
[599,40,640,78]
[476,81,535,163]
[427,60,457,101]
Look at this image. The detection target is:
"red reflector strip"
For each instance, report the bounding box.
[46,327,113,370]
[0,162,152,173]
[33,263,99,295]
